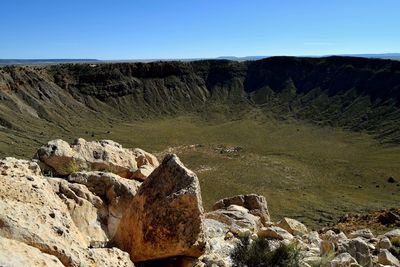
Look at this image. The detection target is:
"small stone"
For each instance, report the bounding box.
[276,217,308,236]
[349,228,374,239]
[257,226,293,240]
[384,229,400,238]
[320,240,335,256]
[224,232,234,240]
[377,237,392,250]
[250,233,258,241]
[378,249,400,266]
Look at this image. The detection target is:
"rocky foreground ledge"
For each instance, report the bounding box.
[0,139,399,267]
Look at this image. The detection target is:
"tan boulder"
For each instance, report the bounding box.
[377,236,392,250]
[349,229,374,239]
[35,138,158,179]
[257,226,294,240]
[205,204,263,233]
[199,218,241,267]
[337,238,372,267]
[320,240,335,256]
[276,217,308,236]
[378,249,400,267]
[322,253,360,267]
[114,154,206,262]
[0,158,89,266]
[212,194,270,225]
[48,177,109,247]
[0,157,136,267]
[384,229,400,238]
[67,171,141,238]
[89,247,135,267]
[0,236,64,267]
[133,148,159,167]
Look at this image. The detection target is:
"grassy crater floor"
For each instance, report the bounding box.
[1,114,400,229]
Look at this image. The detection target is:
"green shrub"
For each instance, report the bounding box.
[62,160,83,174]
[309,253,335,267]
[231,236,301,267]
[391,236,400,247]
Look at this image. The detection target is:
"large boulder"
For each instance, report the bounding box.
[349,229,374,240]
[0,236,64,267]
[48,177,109,247]
[321,252,360,267]
[0,158,89,266]
[89,248,135,267]
[257,226,294,241]
[67,171,141,238]
[114,154,206,262]
[376,236,392,250]
[49,171,141,247]
[0,157,136,267]
[337,238,373,267]
[205,204,263,233]
[212,194,270,225]
[197,218,241,267]
[384,229,400,238]
[276,217,308,236]
[34,138,158,180]
[378,249,400,266]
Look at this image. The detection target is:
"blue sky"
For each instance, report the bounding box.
[1,0,399,59]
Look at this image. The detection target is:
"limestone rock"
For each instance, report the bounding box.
[132,148,160,181]
[377,237,392,250]
[320,240,335,256]
[198,218,241,267]
[322,253,360,267]
[205,204,263,233]
[378,249,400,266]
[67,171,141,238]
[48,177,109,247]
[257,226,294,240]
[276,217,308,236]
[35,138,158,179]
[0,158,89,266]
[384,229,400,238]
[89,247,135,267]
[0,157,41,176]
[304,231,322,247]
[0,236,64,267]
[212,194,270,225]
[114,154,206,262]
[196,253,230,267]
[349,229,374,240]
[338,238,372,267]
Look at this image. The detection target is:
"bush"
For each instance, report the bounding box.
[309,253,335,267]
[390,236,400,247]
[231,236,301,267]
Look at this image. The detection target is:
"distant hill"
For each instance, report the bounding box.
[1,53,400,65]
[0,59,100,65]
[339,53,400,60]
[218,53,400,61]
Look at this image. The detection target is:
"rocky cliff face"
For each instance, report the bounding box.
[1,57,400,149]
[0,139,399,267]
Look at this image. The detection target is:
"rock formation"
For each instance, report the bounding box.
[35,138,158,180]
[0,157,134,266]
[114,154,206,262]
